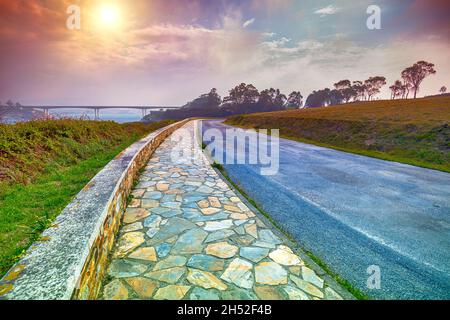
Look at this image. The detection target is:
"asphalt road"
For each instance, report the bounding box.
[201,120,450,300]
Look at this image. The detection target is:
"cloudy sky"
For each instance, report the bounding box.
[0,0,449,106]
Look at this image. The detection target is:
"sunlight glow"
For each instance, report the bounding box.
[99,5,120,27]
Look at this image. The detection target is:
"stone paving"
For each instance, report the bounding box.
[101,121,346,300]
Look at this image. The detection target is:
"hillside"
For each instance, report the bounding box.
[226,97,450,172]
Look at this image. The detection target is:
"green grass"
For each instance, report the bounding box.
[211,162,369,300]
[0,119,173,278]
[226,97,450,172]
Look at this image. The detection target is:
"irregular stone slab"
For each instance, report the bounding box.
[190,287,220,300]
[155,243,171,258]
[171,228,208,255]
[143,191,162,200]
[197,200,210,209]
[153,255,187,271]
[154,285,191,300]
[205,229,236,243]
[161,202,181,209]
[240,247,269,263]
[146,267,186,284]
[269,248,302,266]
[283,285,310,300]
[231,213,248,220]
[123,208,150,224]
[103,280,129,300]
[148,217,196,245]
[245,223,258,238]
[128,198,140,208]
[255,286,284,300]
[204,220,234,232]
[141,199,159,209]
[221,287,258,300]
[144,215,162,229]
[187,269,227,291]
[290,275,324,298]
[289,266,302,276]
[252,241,276,249]
[156,183,170,191]
[187,255,225,272]
[255,262,288,285]
[325,287,343,300]
[224,205,241,213]
[233,235,256,246]
[159,209,183,218]
[113,232,145,258]
[108,260,148,278]
[258,229,282,245]
[206,242,238,259]
[184,211,229,223]
[302,266,324,288]
[129,247,157,262]
[125,277,158,298]
[220,258,254,289]
[146,228,159,238]
[197,186,214,194]
[201,208,222,215]
[121,222,143,233]
[208,197,221,208]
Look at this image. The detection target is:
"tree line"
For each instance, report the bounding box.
[305,60,439,108]
[145,85,304,121]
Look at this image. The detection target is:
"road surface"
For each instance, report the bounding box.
[201,120,450,299]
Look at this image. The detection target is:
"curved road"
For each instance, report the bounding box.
[201,120,450,299]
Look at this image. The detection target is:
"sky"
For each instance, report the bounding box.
[0,0,449,106]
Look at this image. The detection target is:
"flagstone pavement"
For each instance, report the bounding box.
[101,121,346,300]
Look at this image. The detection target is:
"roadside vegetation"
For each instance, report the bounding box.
[226,96,450,172]
[0,119,173,277]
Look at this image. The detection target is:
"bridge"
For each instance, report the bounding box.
[19,105,181,119]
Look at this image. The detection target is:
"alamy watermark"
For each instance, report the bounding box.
[367,5,382,30]
[66,4,81,30]
[367,265,382,290]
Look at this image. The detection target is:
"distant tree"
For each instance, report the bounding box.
[185,88,221,109]
[305,88,342,108]
[223,83,259,105]
[364,76,386,100]
[389,80,404,99]
[287,91,303,109]
[401,61,436,99]
[6,100,14,107]
[440,86,447,94]
[334,80,355,103]
[352,81,367,101]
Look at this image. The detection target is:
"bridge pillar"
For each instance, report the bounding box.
[94,108,100,120]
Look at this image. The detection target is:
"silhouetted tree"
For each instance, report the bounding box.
[334,80,355,103]
[389,80,403,99]
[401,61,436,99]
[223,83,259,105]
[440,86,447,94]
[352,81,366,101]
[364,76,386,100]
[287,91,303,109]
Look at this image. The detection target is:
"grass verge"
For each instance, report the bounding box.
[0,120,173,278]
[212,161,370,300]
[226,97,450,173]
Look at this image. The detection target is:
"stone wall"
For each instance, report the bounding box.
[0,119,190,300]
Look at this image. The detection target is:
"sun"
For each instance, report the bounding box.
[99,5,120,27]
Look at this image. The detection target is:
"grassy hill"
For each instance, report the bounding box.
[226,96,450,172]
[0,119,173,277]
